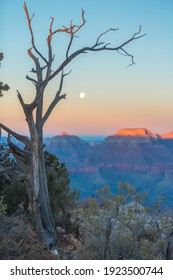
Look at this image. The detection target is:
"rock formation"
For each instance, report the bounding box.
[45,129,173,209]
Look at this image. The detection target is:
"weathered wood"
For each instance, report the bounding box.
[0,3,145,253]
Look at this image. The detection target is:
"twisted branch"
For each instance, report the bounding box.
[40,26,146,87]
[42,70,71,125]
[0,123,30,148]
[47,9,86,46]
[24,2,48,65]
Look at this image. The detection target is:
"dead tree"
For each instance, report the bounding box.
[0,2,146,253]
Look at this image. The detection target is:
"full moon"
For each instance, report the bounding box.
[79,92,86,99]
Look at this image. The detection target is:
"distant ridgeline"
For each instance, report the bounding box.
[1,128,173,210]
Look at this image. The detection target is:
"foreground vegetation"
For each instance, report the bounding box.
[74,185,173,259]
[0,165,173,260]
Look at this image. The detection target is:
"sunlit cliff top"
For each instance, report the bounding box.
[160,131,173,139]
[60,131,70,136]
[116,128,157,138]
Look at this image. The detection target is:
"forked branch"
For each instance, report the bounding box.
[24,2,48,65]
[24,3,145,89]
[0,123,30,148]
[47,9,86,46]
[40,26,146,87]
[42,70,71,125]
[22,4,146,128]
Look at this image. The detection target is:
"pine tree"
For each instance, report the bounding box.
[0,53,10,97]
[45,151,80,216]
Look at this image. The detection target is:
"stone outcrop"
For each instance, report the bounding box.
[65,234,81,250]
[160,131,173,139]
[116,128,157,138]
[46,134,91,168]
[105,128,158,144]
[46,129,173,209]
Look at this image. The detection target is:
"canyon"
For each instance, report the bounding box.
[46,128,173,209]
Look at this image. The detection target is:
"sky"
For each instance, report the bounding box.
[1,0,173,137]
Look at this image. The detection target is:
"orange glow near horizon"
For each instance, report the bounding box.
[1,0,173,138]
[1,85,173,137]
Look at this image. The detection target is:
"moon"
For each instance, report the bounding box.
[79,92,86,99]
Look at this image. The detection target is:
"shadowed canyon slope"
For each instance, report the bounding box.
[46,128,173,208]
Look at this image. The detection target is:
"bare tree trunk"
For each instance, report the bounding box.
[0,2,145,254]
[29,133,57,251]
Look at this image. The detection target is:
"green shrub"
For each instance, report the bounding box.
[74,183,173,260]
[0,196,7,216]
[0,183,26,214]
[45,151,80,230]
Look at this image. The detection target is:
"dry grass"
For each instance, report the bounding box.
[0,215,59,260]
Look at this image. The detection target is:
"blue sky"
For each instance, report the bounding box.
[1,0,173,136]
